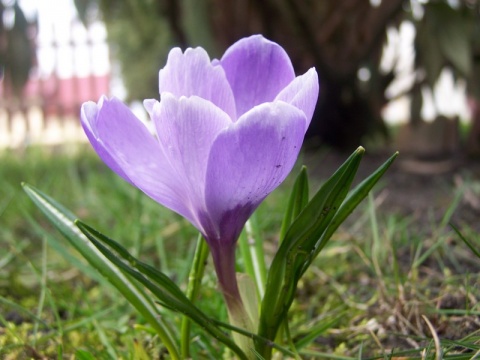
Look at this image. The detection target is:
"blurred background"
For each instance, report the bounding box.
[1,0,479,155]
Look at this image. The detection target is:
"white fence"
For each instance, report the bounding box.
[1,11,110,148]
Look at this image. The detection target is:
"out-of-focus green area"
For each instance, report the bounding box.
[1,146,480,358]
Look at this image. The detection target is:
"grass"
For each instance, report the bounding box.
[1,144,479,359]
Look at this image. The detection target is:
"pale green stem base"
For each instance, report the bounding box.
[211,243,256,359]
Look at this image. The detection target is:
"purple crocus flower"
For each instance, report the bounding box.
[81,35,318,310]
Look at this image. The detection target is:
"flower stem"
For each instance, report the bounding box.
[211,242,255,359]
[211,242,242,306]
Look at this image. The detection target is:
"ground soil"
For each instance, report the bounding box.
[304,149,480,233]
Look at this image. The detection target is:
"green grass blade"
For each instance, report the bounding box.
[210,318,297,358]
[306,151,398,272]
[238,229,256,288]
[238,215,267,299]
[75,221,249,360]
[258,147,365,357]
[282,156,357,253]
[74,349,96,360]
[279,147,364,318]
[299,350,356,359]
[180,234,210,358]
[451,223,480,259]
[22,183,181,360]
[294,312,345,350]
[279,166,309,242]
[247,215,268,295]
[24,210,109,285]
[75,220,187,301]
[0,296,49,328]
[91,316,118,359]
[32,238,48,347]
[75,221,203,314]
[262,148,362,314]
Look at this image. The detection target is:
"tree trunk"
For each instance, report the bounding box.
[208,0,404,150]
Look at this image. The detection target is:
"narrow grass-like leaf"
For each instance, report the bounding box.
[133,338,152,360]
[414,191,463,268]
[442,332,480,353]
[75,221,197,314]
[0,296,49,328]
[305,151,398,273]
[238,230,256,288]
[33,238,48,346]
[298,350,356,359]
[246,216,267,295]
[24,211,108,285]
[181,234,210,358]
[258,147,364,358]
[210,318,296,358]
[282,148,363,251]
[262,149,362,318]
[279,166,309,242]
[451,223,480,259]
[75,221,248,360]
[91,316,118,360]
[1,305,120,350]
[74,350,96,360]
[238,215,267,299]
[433,309,480,316]
[280,147,363,314]
[282,320,302,360]
[75,220,186,300]
[294,312,345,350]
[57,344,63,360]
[0,245,22,268]
[22,183,181,360]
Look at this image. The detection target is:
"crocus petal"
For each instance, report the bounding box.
[220,35,295,118]
[81,98,133,184]
[86,96,193,222]
[203,101,306,244]
[151,93,231,226]
[275,68,319,129]
[143,98,156,117]
[159,47,236,119]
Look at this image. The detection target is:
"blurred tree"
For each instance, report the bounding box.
[0,1,36,100]
[74,0,480,151]
[74,0,216,102]
[413,1,480,154]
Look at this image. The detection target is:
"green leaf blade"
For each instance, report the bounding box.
[279,166,309,242]
[258,147,365,355]
[76,221,248,360]
[307,151,399,269]
[22,183,181,360]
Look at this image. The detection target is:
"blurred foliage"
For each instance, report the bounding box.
[74,0,216,102]
[413,1,480,154]
[69,0,480,149]
[0,1,36,99]
[415,2,473,88]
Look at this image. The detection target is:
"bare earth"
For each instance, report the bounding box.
[304,149,480,233]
